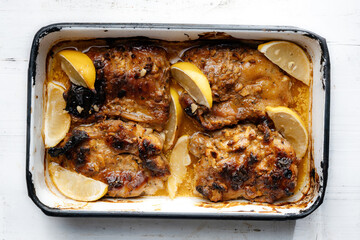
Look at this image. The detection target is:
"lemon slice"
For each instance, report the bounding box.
[170,62,213,108]
[167,135,191,199]
[258,41,311,85]
[164,87,184,150]
[58,50,96,90]
[49,162,108,201]
[44,82,71,148]
[265,106,308,158]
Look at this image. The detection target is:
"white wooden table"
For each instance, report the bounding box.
[1,0,359,239]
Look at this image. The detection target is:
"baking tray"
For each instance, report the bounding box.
[26,23,330,219]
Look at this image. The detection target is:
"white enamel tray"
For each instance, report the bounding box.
[26,23,330,219]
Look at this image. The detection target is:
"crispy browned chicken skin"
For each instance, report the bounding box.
[52,42,300,202]
[189,122,299,203]
[49,120,170,198]
[180,44,293,130]
[70,43,171,130]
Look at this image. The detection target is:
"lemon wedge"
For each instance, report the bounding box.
[44,82,71,148]
[58,50,96,90]
[167,135,191,199]
[265,106,308,158]
[49,162,108,201]
[170,62,212,108]
[164,87,184,150]
[258,41,311,85]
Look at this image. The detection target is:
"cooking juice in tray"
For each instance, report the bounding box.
[44,37,312,203]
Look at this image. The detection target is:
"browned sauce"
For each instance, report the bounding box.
[45,37,311,201]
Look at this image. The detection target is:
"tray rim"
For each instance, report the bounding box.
[26,22,330,220]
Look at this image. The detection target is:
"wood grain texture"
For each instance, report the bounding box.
[1,0,360,239]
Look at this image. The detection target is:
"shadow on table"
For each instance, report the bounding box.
[54,217,296,239]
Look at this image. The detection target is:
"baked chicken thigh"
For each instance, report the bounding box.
[180,44,293,130]
[189,122,299,203]
[49,119,170,198]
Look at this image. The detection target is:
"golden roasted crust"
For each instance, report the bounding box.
[181,44,293,130]
[86,43,170,130]
[189,123,299,203]
[49,119,170,198]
